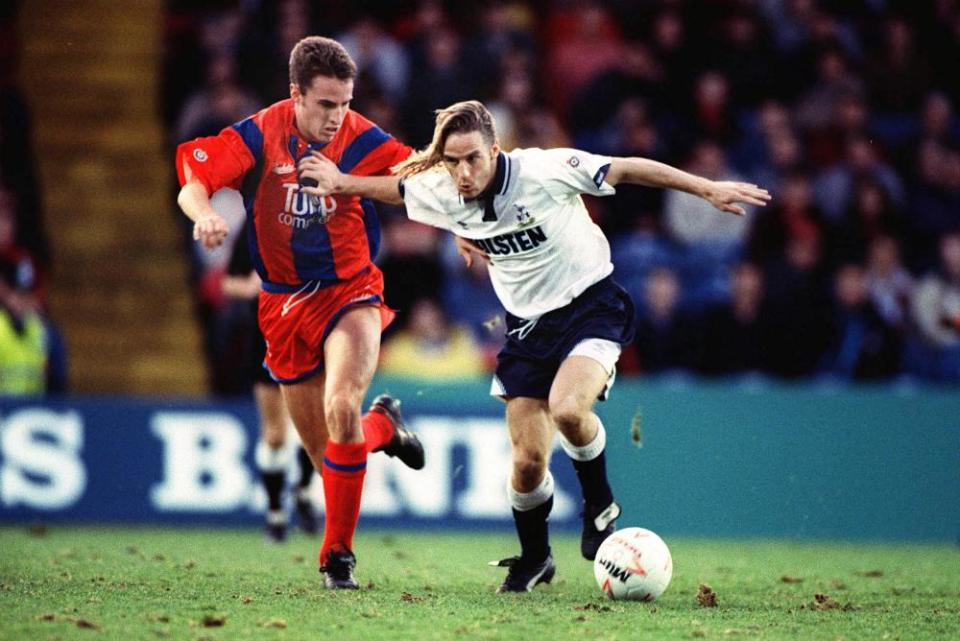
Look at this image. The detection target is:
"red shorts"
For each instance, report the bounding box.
[258,266,396,384]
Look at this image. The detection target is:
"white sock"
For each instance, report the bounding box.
[559,416,606,462]
[507,471,554,512]
[255,439,295,472]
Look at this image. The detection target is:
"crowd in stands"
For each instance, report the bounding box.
[0,3,66,396]
[162,0,960,392]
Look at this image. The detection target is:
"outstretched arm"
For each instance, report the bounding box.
[298,152,404,205]
[605,157,771,216]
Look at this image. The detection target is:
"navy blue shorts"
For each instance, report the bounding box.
[492,276,636,400]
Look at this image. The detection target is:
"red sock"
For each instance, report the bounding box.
[319,441,367,565]
[361,410,394,453]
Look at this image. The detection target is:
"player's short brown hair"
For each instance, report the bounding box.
[288,36,357,91]
[394,101,498,176]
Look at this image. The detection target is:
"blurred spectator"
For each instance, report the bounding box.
[486,69,538,151]
[812,135,905,223]
[0,201,65,395]
[832,178,902,264]
[819,263,901,380]
[439,239,503,367]
[379,298,487,381]
[664,141,753,251]
[462,1,536,100]
[697,262,775,377]
[918,92,960,150]
[543,2,623,117]
[511,106,570,150]
[174,54,262,142]
[794,48,864,140]
[748,173,827,268]
[630,268,697,374]
[905,232,960,381]
[865,18,930,116]
[338,17,409,104]
[674,71,740,152]
[237,0,312,104]
[378,218,445,331]
[402,26,472,145]
[0,186,43,300]
[666,141,755,306]
[805,91,871,169]
[710,8,776,110]
[763,233,832,378]
[762,1,862,86]
[647,8,697,108]
[395,0,450,65]
[589,99,667,236]
[865,235,913,331]
[569,41,663,136]
[906,140,960,270]
[0,85,48,265]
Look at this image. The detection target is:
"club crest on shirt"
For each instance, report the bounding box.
[514,203,536,228]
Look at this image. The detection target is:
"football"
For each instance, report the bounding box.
[593,527,673,601]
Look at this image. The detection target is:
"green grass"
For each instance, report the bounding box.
[1,527,957,641]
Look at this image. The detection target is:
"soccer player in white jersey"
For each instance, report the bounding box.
[298,100,770,592]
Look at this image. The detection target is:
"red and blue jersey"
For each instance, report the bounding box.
[176,99,411,290]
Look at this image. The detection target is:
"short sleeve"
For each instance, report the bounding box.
[176,126,255,195]
[529,148,616,199]
[358,136,414,176]
[401,171,454,231]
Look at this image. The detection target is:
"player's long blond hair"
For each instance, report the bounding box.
[393,101,498,177]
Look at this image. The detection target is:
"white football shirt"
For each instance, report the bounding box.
[402,147,616,319]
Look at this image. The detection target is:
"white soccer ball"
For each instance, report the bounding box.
[593,527,673,601]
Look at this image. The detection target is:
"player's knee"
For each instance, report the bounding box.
[324,390,362,437]
[264,429,285,450]
[513,449,548,487]
[550,398,588,436]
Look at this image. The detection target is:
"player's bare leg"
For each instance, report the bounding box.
[280,373,329,472]
[506,398,554,493]
[254,382,296,542]
[494,397,557,593]
[549,355,621,560]
[298,305,378,589]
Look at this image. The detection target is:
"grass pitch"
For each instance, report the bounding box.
[1,526,957,641]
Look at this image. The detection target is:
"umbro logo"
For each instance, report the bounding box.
[273,163,295,175]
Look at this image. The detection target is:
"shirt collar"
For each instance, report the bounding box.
[463,151,509,204]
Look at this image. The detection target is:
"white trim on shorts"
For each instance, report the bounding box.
[568,338,620,400]
[488,338,621,400]
[567,338,621,374]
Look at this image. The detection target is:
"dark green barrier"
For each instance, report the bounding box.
[378,376,960,543]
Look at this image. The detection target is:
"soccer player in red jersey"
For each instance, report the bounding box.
[175,36,425,589]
